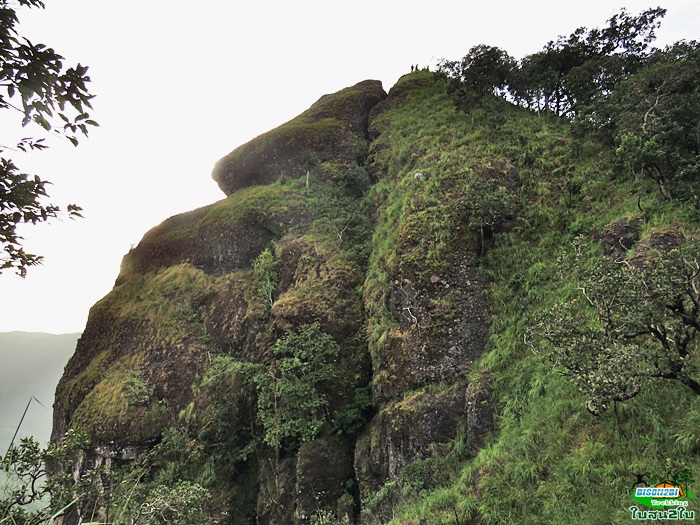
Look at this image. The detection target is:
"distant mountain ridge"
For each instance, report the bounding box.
[0,332,79,451]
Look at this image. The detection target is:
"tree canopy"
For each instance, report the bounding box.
[0,0,96,276]
[438,7,700,205]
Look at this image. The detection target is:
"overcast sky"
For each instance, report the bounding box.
[1,0,698,335]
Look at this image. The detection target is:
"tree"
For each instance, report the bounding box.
[251,323,340,508]
[611,41,700,201]
[438,8,665,118]
[509,50,560,111]
[437,45,515,112]
[1,429,90,525]
[463,176,515,255]
[300,149,319,189]
[253,323,340,451]
[0,0,96,276]
[528,239,700,415]
[512,8,665,118]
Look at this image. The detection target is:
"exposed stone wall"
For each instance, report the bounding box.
[51,76,504,524]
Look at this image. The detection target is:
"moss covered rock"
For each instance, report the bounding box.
[295,434,355,524]
[52,73,509,525]
[354,387,466,501]
[212,80,386,195]
[119,184,312,279]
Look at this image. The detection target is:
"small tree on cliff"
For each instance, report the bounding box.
[253,323,340,451]
[0,0,96,276]
[463,177,514,255]
[251,323,340,506]
[300,150,319,189]
[528,238,700,415]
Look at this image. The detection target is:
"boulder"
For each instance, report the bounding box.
[212,80,386,195]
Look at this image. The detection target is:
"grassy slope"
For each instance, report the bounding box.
[364,72,700,524]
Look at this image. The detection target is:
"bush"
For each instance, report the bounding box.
[123,371,154,406]
[135,481,210,525]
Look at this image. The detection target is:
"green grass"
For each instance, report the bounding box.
[357,72,700,525]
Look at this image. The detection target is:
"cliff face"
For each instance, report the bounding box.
[52,74,510,524]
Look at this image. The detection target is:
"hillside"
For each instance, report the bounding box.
[45,38,700,525]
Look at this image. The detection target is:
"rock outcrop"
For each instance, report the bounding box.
[212,80,386,195]
[52,73,508,524]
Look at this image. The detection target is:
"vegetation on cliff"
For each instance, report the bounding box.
[5,7,700,525]
[366,12,700,525]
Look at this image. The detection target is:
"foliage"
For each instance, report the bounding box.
[35,426,234,525]
[463,176,516,254]
[340,164,371,198]
[310,191,364,244]
[123,370,155,406]
[333,386,371,436]
[253,323,340,450]
[0,429,89,525]
[134,481,210,525]
[529,238,700,415]
[611,41,700,201]
[438,7,700,205]
[194,356,259,465]
[361,446,465,525]
[300,149,319,188]
[302,164,372,260]
[437,45,515,111]
[0,0,96,275]
[252,246,278,313]
[439,8,666,117]
[510,7,665,117]
[310,509,351,525]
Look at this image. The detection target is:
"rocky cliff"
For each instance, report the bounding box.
[51,66,700,525]
[50,73,535,524]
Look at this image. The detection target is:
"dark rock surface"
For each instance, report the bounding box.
[627,229,685,268]
[354,388,466,500]
[212,80,386,195]
[601,215,644,260]
[51,76,503,524]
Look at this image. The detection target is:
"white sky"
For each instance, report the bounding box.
[0,0,698,334]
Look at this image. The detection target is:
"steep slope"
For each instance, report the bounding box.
[51,70,700,525]
[353,73,513,504]
[355,78,700,525]
[52,80,386,525]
